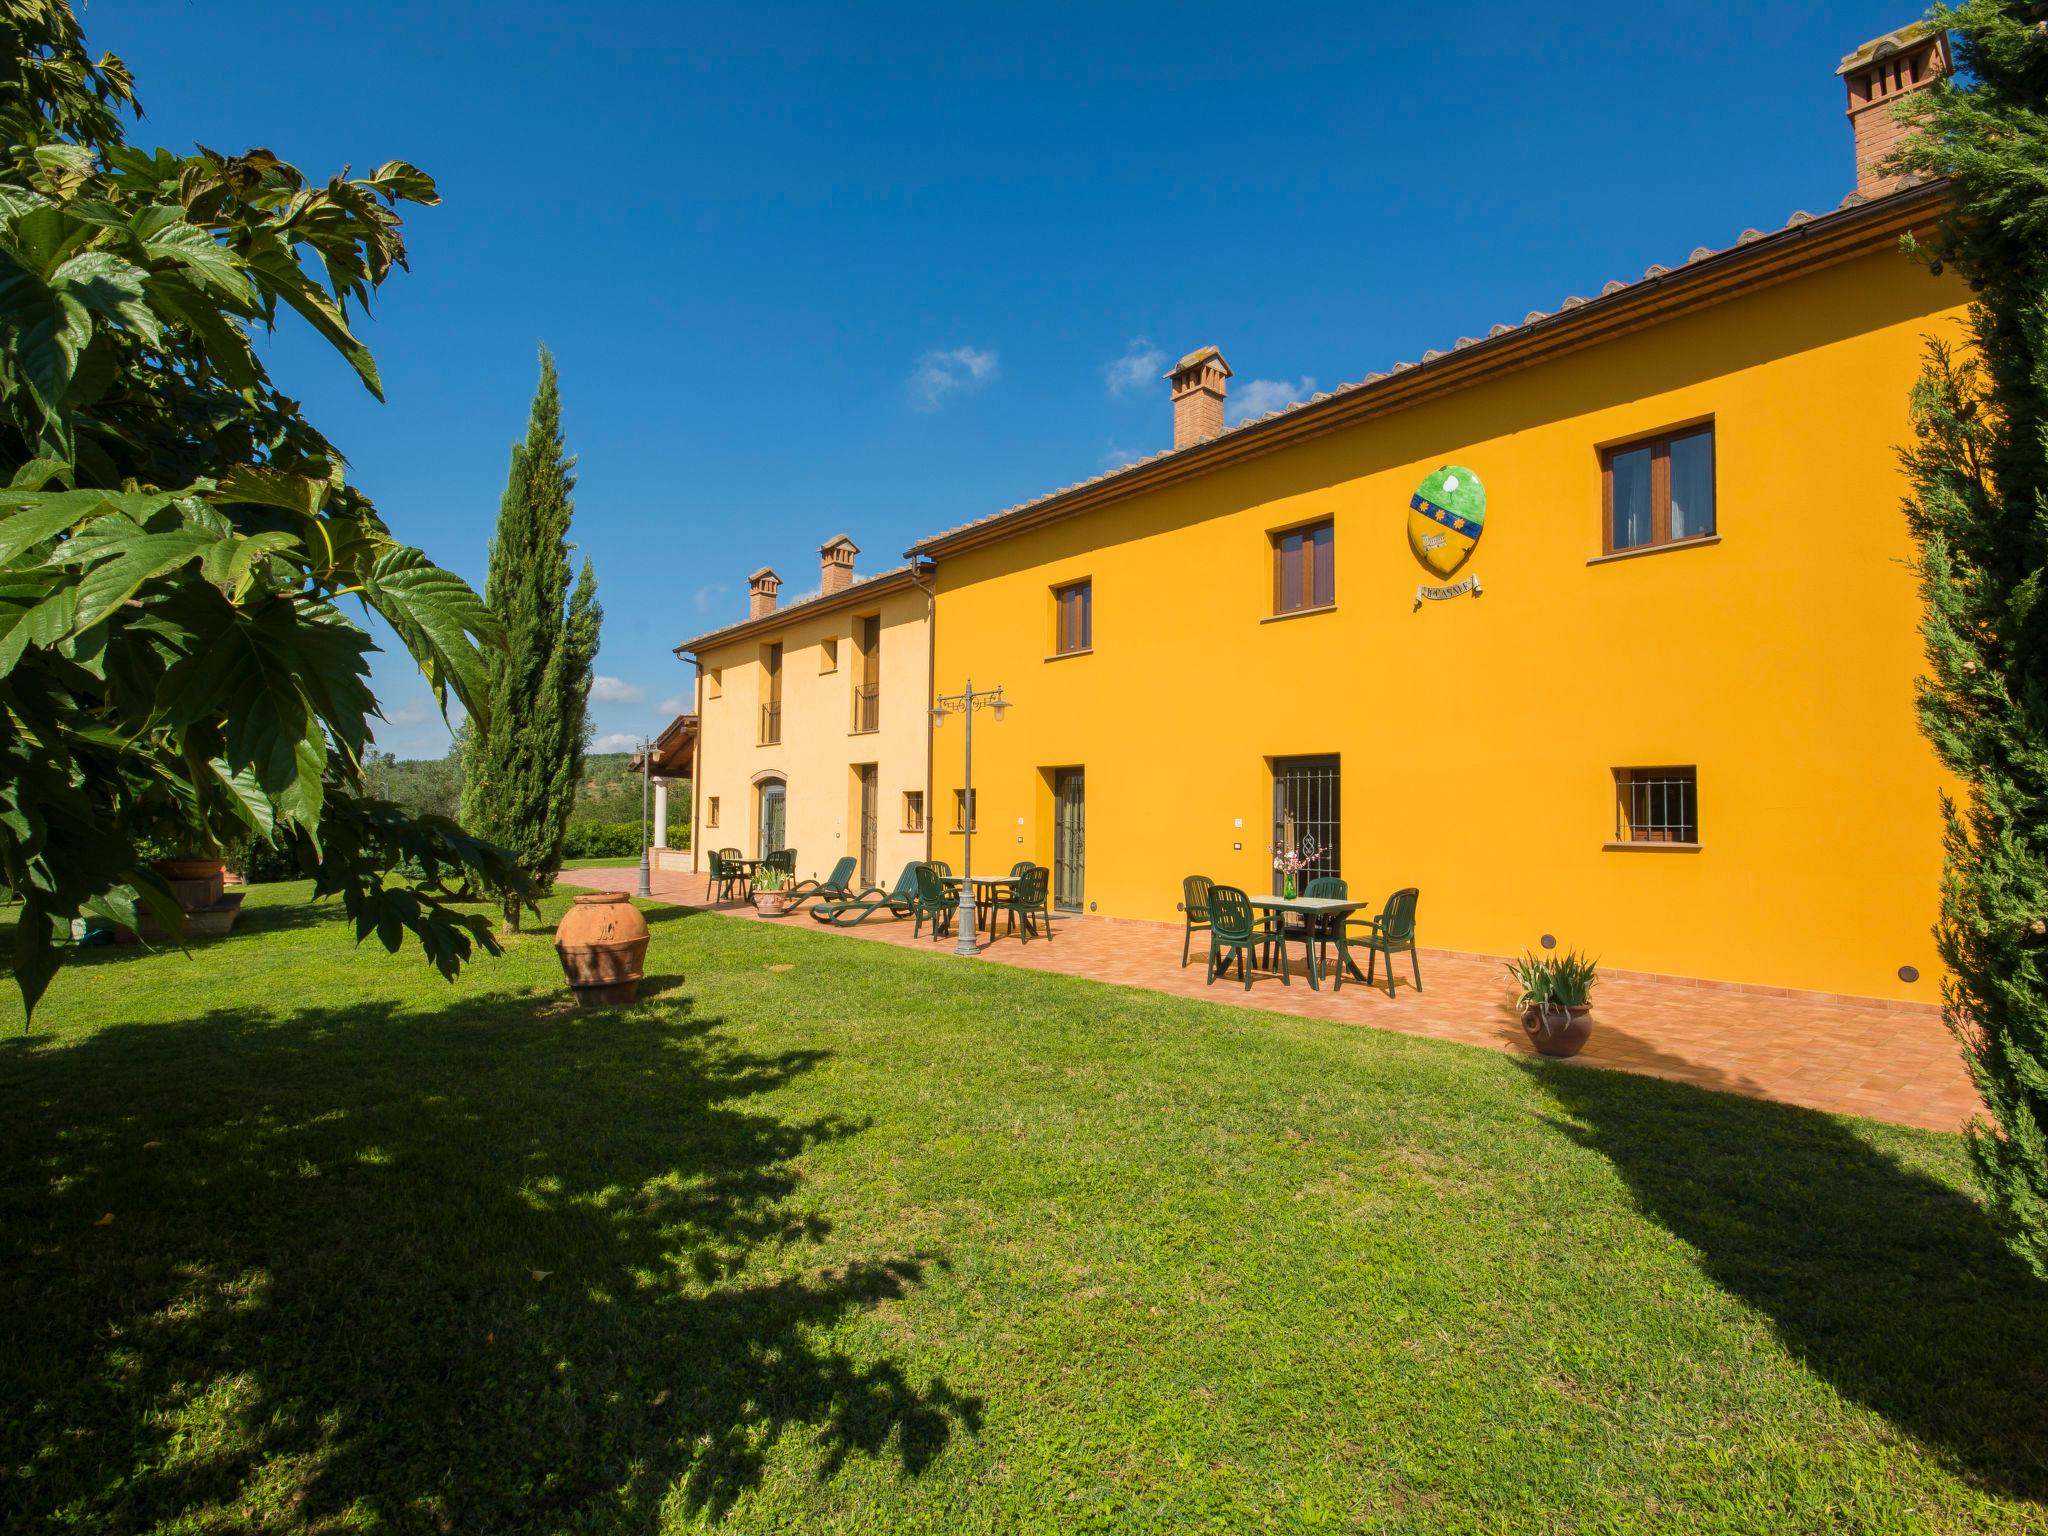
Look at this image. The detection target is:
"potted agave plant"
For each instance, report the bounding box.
[751,864,792,917]
[1508,948,1598,1058]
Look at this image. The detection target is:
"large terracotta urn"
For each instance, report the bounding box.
[554,893,652,1006]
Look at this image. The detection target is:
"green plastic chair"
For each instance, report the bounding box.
[1009,860,1035,877]
[783,856,858,913]
[812,863,920,926]
[1347,887,1421,997]
[1205,884,1284,990]
[928,860,953,878]
[994,866,1053,943]
[1181,875,1214,969]
[912,863,959,941]
[765,848,796,875]
[716,846,746,901]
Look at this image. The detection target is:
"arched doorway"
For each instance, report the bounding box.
[756,777,786,857]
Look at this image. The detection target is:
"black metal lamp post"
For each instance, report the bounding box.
[931,679,1008,957]
[636,735,653,899]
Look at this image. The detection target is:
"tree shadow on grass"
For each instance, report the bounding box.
[0,986,980,1531]
[1518,1041,2048,1502]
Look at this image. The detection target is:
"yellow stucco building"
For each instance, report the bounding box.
[683,24,1968,1004]
[679,537,932,890]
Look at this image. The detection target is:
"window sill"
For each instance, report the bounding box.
[848,727,879,737]
[1261,604,1337,625]
[1603,840,1702,853]
[1045,647,1093,662]
[1586,535,1720,567]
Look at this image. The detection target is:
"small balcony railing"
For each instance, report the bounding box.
[759,702,781,745]
[851,683,879,734]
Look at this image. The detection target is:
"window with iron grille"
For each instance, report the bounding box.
[1053,579,1092,654]
[952,788,976,832]
[902,790,925,832]
[1271,755,1340,892]
[1613,767,1698,844]
[706,796,720,827]
[1272,521,1335,615]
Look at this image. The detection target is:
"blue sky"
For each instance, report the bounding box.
[102,0,1916,756]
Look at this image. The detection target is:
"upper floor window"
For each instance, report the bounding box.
[1053,579,1092,655]
[952,788,976,832]
[1612,766,1698,847]
[706,667,722,699]
[760,642,782,745]
[1272,520,1334,615]
[820,636,839,673]
[1603,425,1715,555]
[852,615,880,733]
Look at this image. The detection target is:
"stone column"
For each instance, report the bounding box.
[653,779,669,850]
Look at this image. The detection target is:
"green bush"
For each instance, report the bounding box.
[561,822,641,860]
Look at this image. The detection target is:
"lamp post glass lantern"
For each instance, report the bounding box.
[931,679,1008,956]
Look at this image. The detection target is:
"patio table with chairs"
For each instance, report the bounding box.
[1185,874,1422,996]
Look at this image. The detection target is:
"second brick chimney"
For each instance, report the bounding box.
[1167,346,1232,449]
[1838,23,1950,198]
[819,534,858,595]
[747,566,780,620]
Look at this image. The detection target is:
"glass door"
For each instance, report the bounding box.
[856,765,878,886]
[1053,768,1085,912]
[758,780,786,856]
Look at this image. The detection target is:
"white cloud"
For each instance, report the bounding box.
[592,732,641,753]
[382,700,431,727]
[909,345,999,411]
[692,583,725,613]
[657,694,691,714]
[1227,376,1317,425]
[589,675,645,705]
[1104,338,1166,396]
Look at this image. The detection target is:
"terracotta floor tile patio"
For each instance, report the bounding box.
[567,866,1978,1134]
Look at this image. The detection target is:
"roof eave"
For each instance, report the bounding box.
[672,566,919,656]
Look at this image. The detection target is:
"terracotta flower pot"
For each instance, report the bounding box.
[554,893,652,1006]
[151,857,224,914]
[1521,1003,1593,1058]
[752,891,789,917]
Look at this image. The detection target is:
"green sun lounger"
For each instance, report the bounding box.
[778,856,859,914]
[812,862,921,926]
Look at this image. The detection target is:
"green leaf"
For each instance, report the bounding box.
[131,207,254,307]
[360,545,499,725]
[54,250,160,346]
[64,529,221,632]
[243,235,382,398]
[217,464,329,517]
[0,243,86,414]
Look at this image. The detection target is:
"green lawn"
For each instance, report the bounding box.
[3,884,2044,1534]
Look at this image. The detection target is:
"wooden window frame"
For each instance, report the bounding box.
[902,790,925,833]
[952,788,976,833]
[706,796,720,828]
[1052,578,1092,657]
[1600,423,1716,556]
[1270,518,1335,616]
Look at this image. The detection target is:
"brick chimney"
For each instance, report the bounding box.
[1838,23,1950,198]
[819,534,858,595]
[747,566,780,620]
[1167,346,1232,449]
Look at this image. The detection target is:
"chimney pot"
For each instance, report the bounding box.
[819,534,859,596]
[1166,346,1232,450]
[1837,23,1950,199]
[747,566,781,620]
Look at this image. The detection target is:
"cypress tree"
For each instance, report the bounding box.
[460,349,602,931]
[1896,3,2048,1275]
